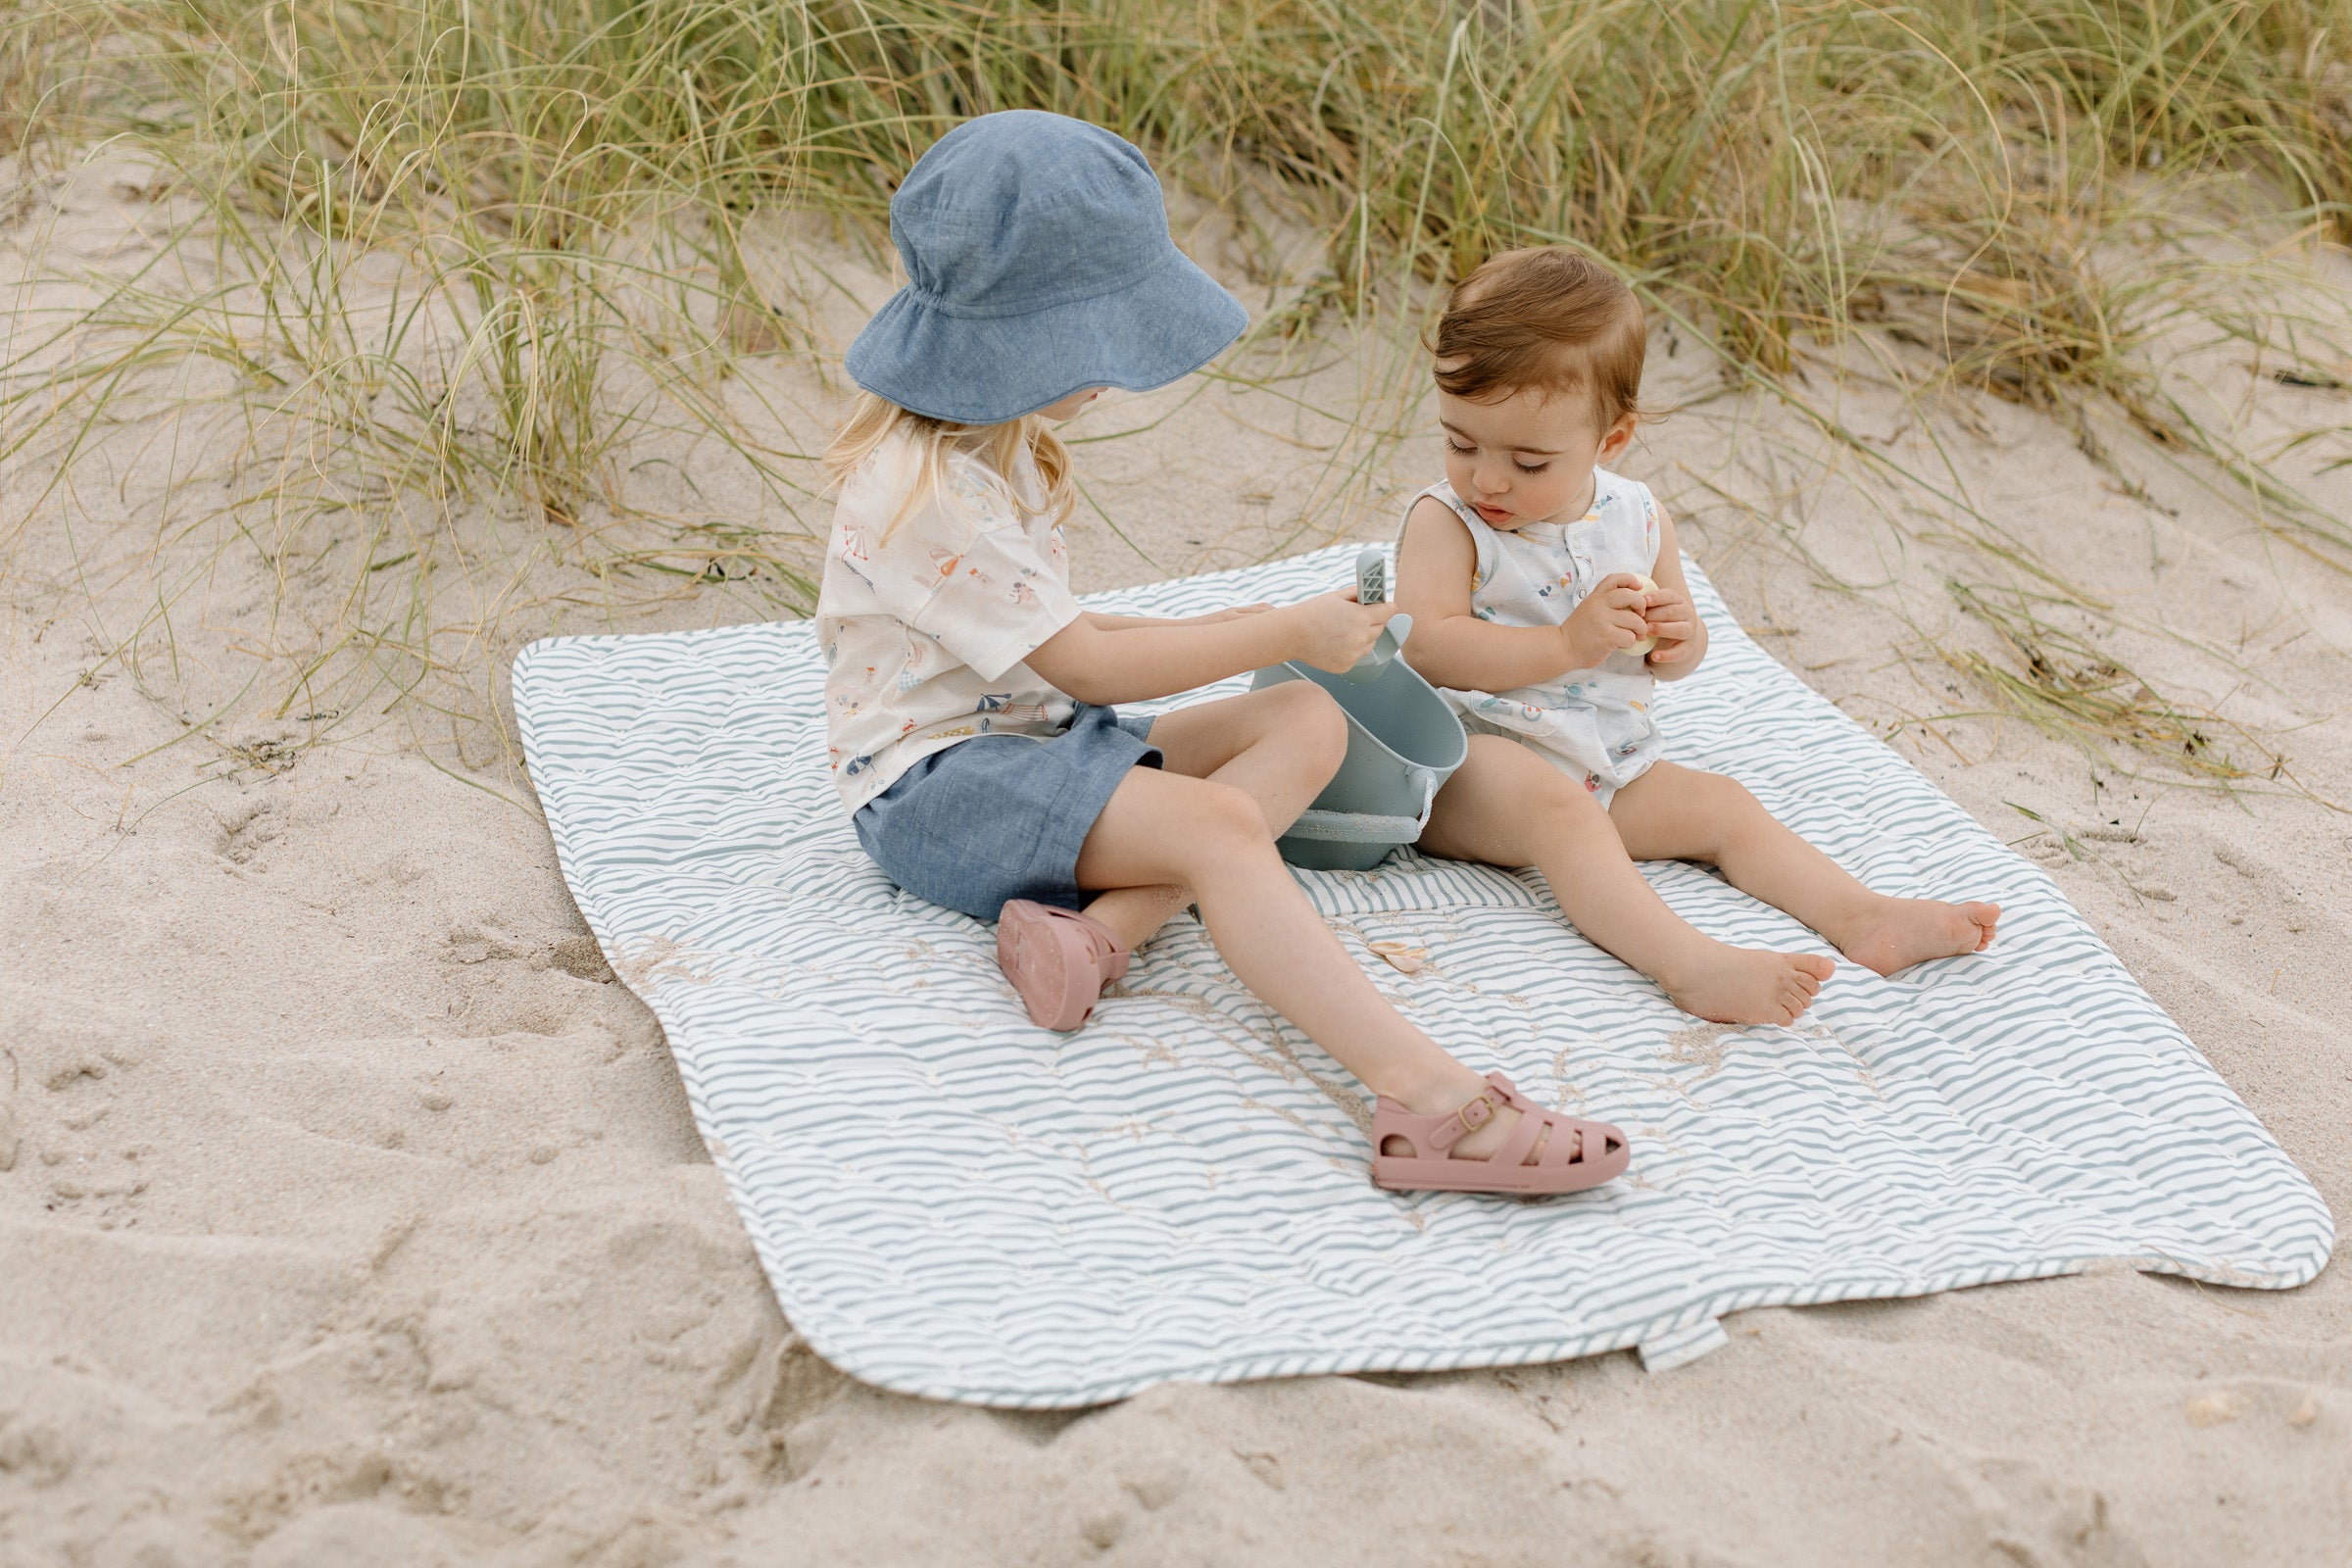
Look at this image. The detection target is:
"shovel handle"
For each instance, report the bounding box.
[1342,546,1401,682]
[1343,612,1412,682]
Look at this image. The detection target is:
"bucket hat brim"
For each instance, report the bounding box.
[844,245,1248,425]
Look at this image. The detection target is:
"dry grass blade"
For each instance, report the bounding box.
[1939,577,2287,787]
[3,0,2350,791]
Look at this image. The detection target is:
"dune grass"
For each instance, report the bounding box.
[4,0,2350,790]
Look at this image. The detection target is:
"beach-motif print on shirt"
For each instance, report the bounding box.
[814,429,1086,813]
[1399,469,1666,806]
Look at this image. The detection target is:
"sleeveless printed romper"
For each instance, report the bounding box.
[1403,469,1667,805]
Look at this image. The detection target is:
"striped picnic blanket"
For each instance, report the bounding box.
[513,545,2330,1407]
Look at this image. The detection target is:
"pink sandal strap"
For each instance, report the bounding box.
[1423,1090,1498,1152]
[1011,904,1131,970]
[1055,907,1131,980]
[1493,1105,1546,1169]
[1368,1071,1631,1196]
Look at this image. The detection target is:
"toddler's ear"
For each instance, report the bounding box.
[1596,412,1640,462]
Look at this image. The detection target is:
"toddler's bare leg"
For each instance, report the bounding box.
[1607,761,1998,975]
[1420,738,1833,1025]
[1079,680,1345,952]
[1074,763,1578,1163]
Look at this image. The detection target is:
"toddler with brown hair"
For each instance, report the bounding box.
[1395,248,2000,1026]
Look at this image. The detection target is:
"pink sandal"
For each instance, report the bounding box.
[1371,1072,1630,1195]
[997,900,1131,1031]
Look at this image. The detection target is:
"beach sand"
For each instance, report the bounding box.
[3,165,2346,1565]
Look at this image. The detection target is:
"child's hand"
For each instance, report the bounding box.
[1286,588,1397,673]
[1640,582,1701,667]
[1562,573,1654,667]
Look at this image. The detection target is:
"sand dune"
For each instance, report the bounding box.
[2,163,2345,1565]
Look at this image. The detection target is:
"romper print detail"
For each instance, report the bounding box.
[1402,470,1665,805]
[816,429,1085,811]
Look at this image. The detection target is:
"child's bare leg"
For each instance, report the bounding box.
[1075,763,1577,1163]
[1421,738,1833,1025]
[1078,681,1345,952]
[1607,761,1998,975]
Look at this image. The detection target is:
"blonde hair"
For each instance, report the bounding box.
[821,391,1077,538]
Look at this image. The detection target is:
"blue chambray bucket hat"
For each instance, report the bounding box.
[844,111,1248,424]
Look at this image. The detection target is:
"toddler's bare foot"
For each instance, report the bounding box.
[1837,898,1999,977]
[1657,944,1834,1026]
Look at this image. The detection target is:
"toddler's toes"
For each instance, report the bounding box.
[1844,898,1997,976]
[1782,957,1829,1020]
[1666,947,1836,1027]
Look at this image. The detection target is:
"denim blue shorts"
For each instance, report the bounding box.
[853,705,1160,919]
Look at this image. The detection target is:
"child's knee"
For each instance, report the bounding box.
[1454,736,1607,827]
[1262,679,1348,769]
[1526,760,1606,816]
[1701,770,1763,817]
[1177,778,1275,858]
[1514,760,1615,847]
[1694,771,1771,848]
[1547,779,1615,837]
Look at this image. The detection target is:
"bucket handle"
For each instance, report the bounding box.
[1279,764,1443,846]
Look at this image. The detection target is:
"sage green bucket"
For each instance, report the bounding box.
[1250,630,1469,872]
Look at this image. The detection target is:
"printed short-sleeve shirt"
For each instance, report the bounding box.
[816,430,1085,811]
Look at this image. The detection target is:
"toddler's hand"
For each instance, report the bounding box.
[1563,573,1653,668]
[1640,583,1701,667]
[1287,588,1397,673]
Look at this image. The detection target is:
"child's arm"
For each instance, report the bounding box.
[1639,507,1707,680]
[1028,590,1392,705]
[1393,497,1652,690]
[1083,605,1271,630]
[862,472,1361,707]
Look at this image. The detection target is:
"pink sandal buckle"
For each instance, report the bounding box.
[1439,1093,1496,1148]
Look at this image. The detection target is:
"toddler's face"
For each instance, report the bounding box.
[1437,382,1636,530]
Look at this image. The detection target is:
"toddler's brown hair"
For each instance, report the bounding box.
[1433,247,1645,430]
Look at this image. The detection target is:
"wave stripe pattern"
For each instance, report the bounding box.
[513,546,2332,1408]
